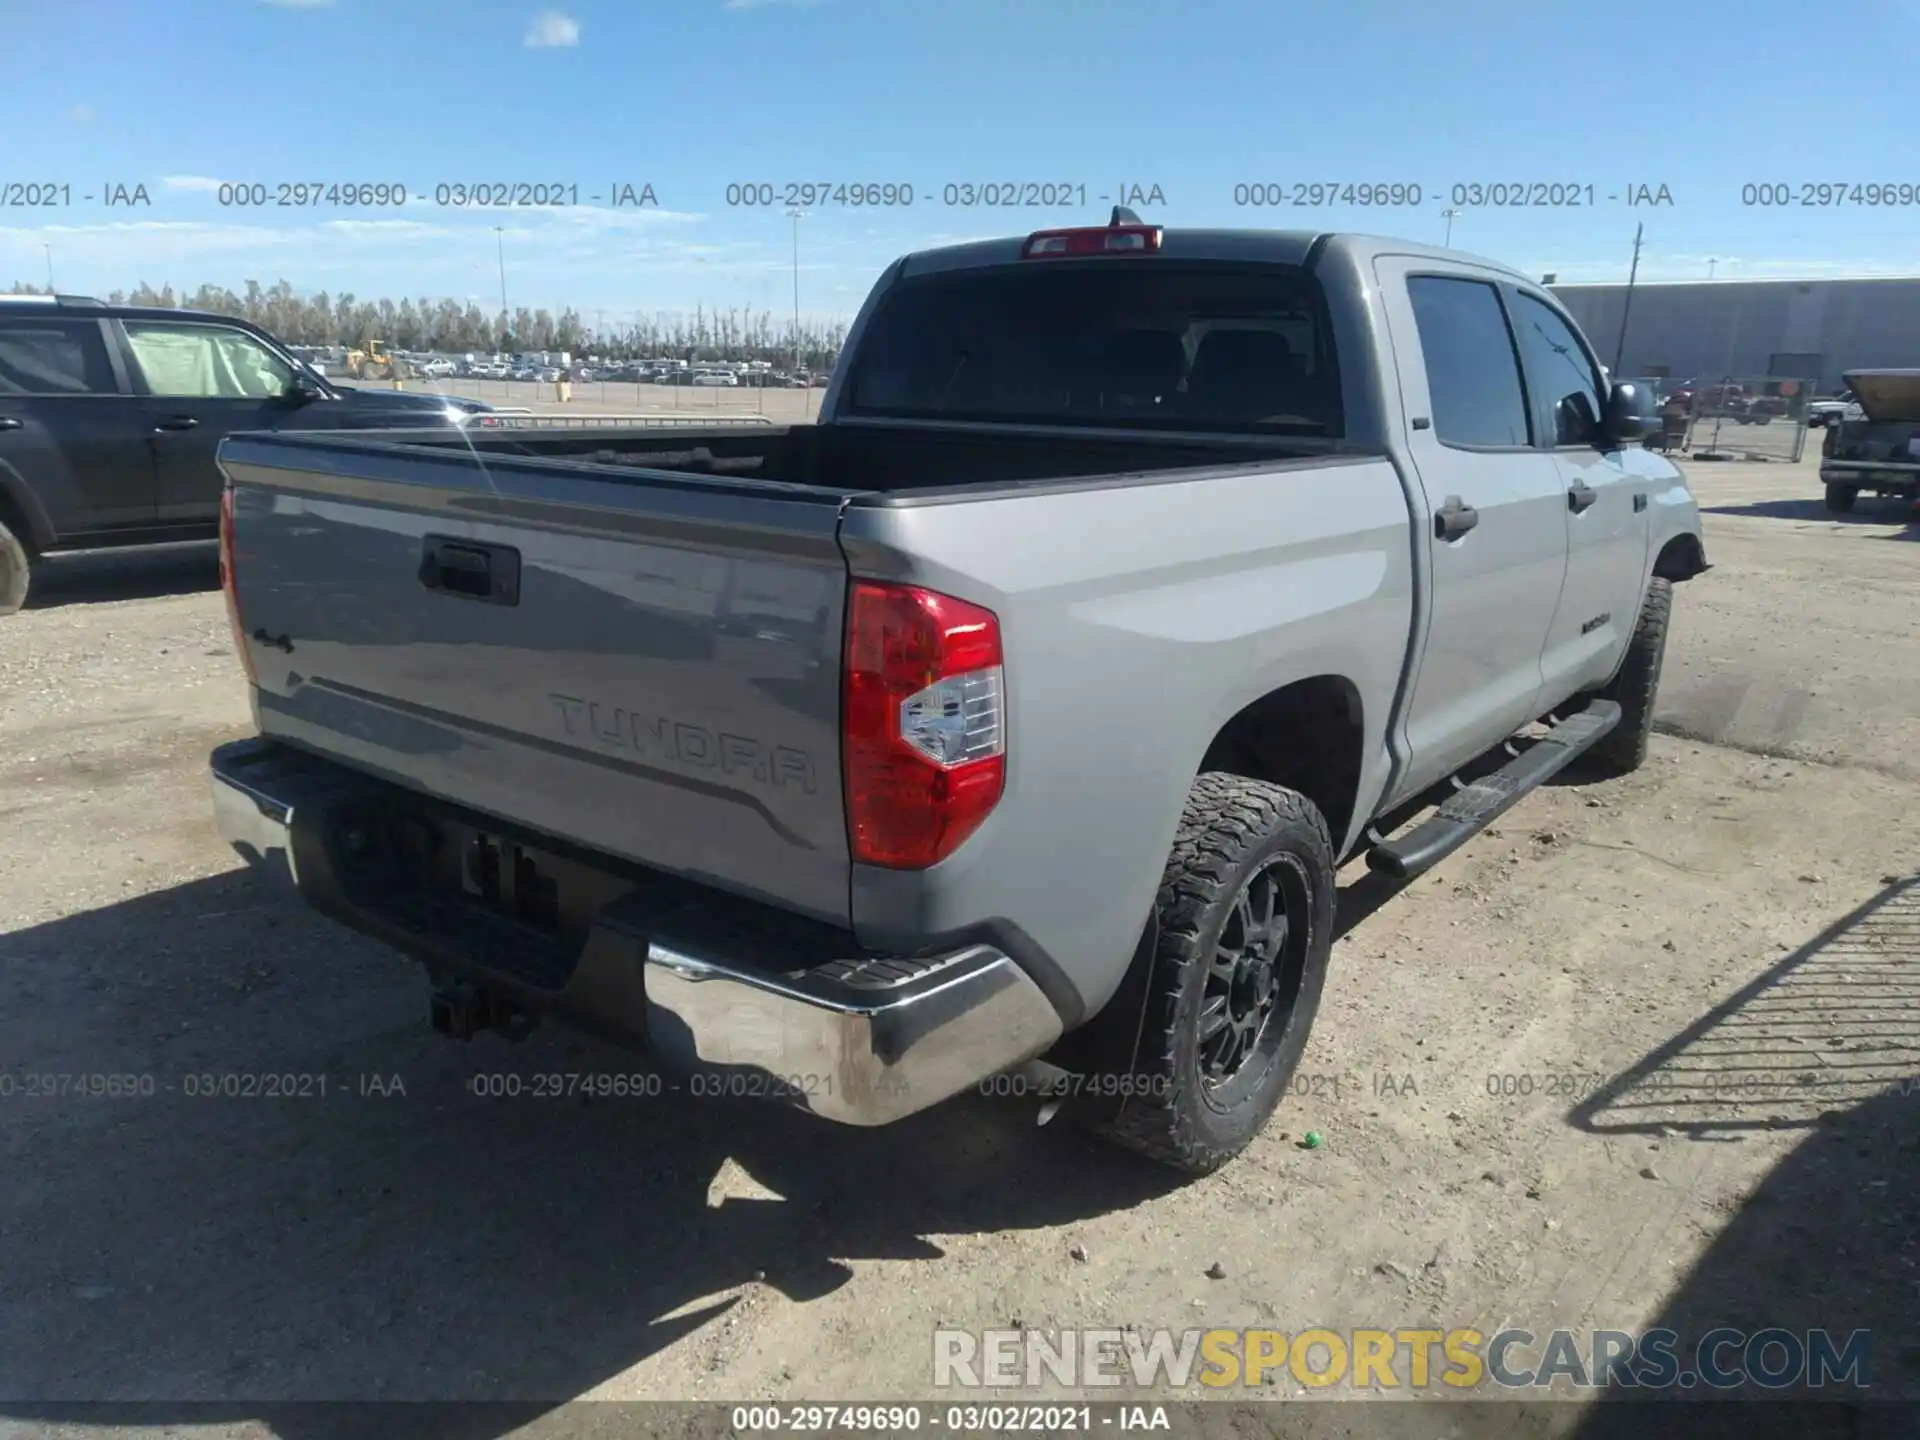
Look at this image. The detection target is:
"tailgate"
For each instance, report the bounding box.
[218,430,856,924]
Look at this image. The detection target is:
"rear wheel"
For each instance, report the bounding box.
[1825,484,1858,513]
[1091,773,1336,1176]
[0,518,32,616]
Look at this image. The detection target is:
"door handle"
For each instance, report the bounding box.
[153,415,200,432]
[0,416,23,432]
[1434,496,1480,540]
[419,534,520,605]
[1633,492,1648,513]
[1568,482,1598,513]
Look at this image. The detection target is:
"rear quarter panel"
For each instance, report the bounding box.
[838,456,1415,1019]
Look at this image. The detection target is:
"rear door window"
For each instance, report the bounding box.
[1406,277,1532,448]
[0,318,119,395]
[844,263,1342,435]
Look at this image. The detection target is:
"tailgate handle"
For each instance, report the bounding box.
[419,535,520,605]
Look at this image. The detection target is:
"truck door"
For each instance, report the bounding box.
[1373,262,1573,806]
[1505,288,1653,703]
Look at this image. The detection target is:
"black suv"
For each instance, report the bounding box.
[0,295,492,613]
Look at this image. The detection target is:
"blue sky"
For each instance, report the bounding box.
[4,0,1915,328]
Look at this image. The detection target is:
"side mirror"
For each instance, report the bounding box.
[1603,380,1659,444]
[286,370,326,403]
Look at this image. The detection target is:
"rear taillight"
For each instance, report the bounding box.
[843,581,1005,869]
[219,485,256,685]
[1022,224,1163,259]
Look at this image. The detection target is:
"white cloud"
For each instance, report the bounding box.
[161,175,225,193]
[524,10,580,46]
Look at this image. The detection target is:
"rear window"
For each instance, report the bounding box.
[0,318,117,396]
[843,262,1342,435]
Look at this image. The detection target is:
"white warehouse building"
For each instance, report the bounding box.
[1547,276,1920,394]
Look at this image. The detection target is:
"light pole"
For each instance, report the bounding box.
[494,227,509,338]
[786,206,805,379]
[1440,208,1461,247]
[1707,258,1717,280]
[43,244,54,291]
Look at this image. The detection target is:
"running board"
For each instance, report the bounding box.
[1367,700,1622,880]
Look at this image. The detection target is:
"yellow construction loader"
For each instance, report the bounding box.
[344,341,410,382]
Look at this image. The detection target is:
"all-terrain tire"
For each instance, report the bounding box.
[1825,484,1858,513]
[1091,773,1337,1176]
[0,518,31,616]
[1583,577,1672,776]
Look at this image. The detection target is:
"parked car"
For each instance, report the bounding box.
[692,369,739,387]
[206,216,1705,1173]
[0,293,492,613]
[1820,369,1920,512]
[1806,390,1856,428]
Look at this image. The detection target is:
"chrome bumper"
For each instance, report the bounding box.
[210,738,1063,1127]
[643,942,1062,1126]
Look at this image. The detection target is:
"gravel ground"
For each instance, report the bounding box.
[0,455,1915,1436]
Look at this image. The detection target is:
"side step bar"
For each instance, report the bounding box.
[1367,700,1622,880]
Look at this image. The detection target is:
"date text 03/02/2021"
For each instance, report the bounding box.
[1230,181,1676,208]
[722,182,1167,209]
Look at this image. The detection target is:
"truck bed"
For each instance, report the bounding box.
[216,422,1344,933]
[396,420,1322,496]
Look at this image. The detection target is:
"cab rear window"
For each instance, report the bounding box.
[843,263,1342,435]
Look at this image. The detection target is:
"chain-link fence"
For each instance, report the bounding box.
[1646,376,1811,463]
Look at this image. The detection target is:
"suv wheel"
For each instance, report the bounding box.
[0,518,32,616]
[1824,484,1858,513]
[1091,773,1336,1176]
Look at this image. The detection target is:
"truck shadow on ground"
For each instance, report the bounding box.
[1568,873,1920,1433]
[0,868,1178,1436]
[1702,496,1917,526]
[23,543,221,609]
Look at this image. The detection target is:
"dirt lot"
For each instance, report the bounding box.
[0,455,1915,1435]
[416,376,824,421]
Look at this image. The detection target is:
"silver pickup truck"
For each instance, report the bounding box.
[208,214,1708,1174]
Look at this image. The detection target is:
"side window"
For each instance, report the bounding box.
[0,319,118,396]
[124,323,294,400]
[1512,294,1606,446]
[1406,276,1532,448]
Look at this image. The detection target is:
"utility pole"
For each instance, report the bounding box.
[43,244,54,291]
[494,227,509,338]
[1611,222,1644,378]
[787,206,805,378]
[1707,257,1717,280]
[1440,208,1461,247]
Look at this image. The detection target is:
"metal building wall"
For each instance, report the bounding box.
[1548,277,1920,393]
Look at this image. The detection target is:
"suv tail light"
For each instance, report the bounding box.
[219,485,256,685]
[843,581,1005,869]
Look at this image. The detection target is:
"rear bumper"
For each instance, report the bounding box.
[209,737,1062,1125]
[1821,460,1920,488]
